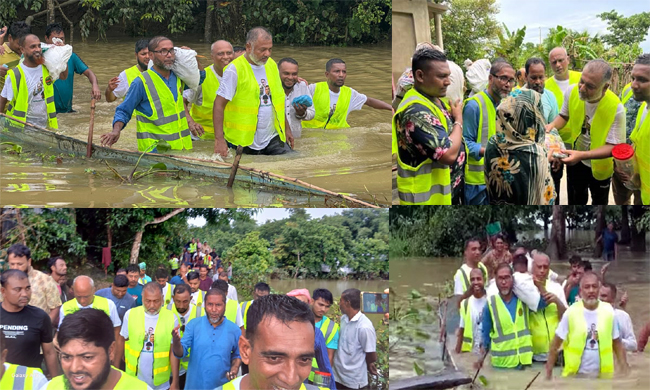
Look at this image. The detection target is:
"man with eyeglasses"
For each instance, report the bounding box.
[462,59,515,205]
[101,36,206,153]
[546,59,625,205]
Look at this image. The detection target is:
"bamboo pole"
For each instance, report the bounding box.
[86,98,96,158]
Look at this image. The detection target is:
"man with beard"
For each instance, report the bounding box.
[546,59,625,205]
[303,58,391,130]
[0,270,59,379]
[0,34,68,129]
[211,279,244,331]
[279,57,314,138]
[546,272,629,379]
[462,59,515,205]
[0,329,48,390]
[183,39,234,140]
[172,288,241,390]
[454,238,489,300]
[119,282,179,390]
[47,256,72,306]
[455,268,487,354]
[166,283,203,389]
[44,309,150,390]
[213,26,294,156]
[101,36,204,153]
[105,39,150,102]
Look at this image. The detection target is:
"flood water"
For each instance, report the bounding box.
[0,39,391,207]
[390,240,650,389]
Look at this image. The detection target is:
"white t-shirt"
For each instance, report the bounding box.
[120,309,171,390]
[190,290,203,307]
[284,80,315,138]
[560,85,626,168]
[459,295,487,352]
[1,63,48,127]
[308,83,367,120]
[614,308,637,352]
[58,298,122,328]
[453,264,477,295]
[554,77,571,96]
[113,70,130,99]
[555,304,620,376]
[218,63,276,150]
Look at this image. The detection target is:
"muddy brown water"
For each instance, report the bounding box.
[1,40,391,207]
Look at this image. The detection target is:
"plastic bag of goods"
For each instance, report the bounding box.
[41,42,73,81]
[612,143,641,190]
[147,47,200,90]
[545,128,566,158]
[466,59,491,97]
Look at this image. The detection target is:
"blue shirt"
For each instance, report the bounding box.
[480,295,545,350]
[126,284,143,307]
[176,316,241,389]
[313,328,337,390]
[463,89,498,161]
[169,275,184,285]
[95,287,135,321]
[603,230,618,253]
[113,68,206,127]
[53,53,89,113]
[315,318,340,350]
[509,88,558,124]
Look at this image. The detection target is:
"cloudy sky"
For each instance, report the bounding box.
[495,0,650,52]
[188,209,342,227]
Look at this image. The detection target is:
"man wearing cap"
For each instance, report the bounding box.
[138,262,152,285]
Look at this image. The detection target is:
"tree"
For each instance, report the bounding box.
[620,206,631,244]
[630,206,648,252]
[129,208,186,264]
[598,10,650,47]
[439,0,500,65]
[593,206,606,258]
[546,206,566,261]
[225,231,276,301]
[490,23,526,66]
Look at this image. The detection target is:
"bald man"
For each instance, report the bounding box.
[57,275,122,366]
[184,40,234,140]
[546,59,625,205]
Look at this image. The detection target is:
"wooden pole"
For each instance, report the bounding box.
[86,98,96,158]
[227,145,243,188]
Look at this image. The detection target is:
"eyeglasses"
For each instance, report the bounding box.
[180,316,186,333]
[493,75,516,85]
[152,49,175,56]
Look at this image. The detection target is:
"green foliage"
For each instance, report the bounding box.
[224,231,276,302]
[598,10,650,47]
[490,23,526,66]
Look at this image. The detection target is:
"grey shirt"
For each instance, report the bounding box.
[285,81,315,138]
[96,287,136,322]
[332,311,377,388]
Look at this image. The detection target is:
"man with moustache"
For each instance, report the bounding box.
[167,283,203,389]
[302,58,391,130]
[172,288,241,390]
[598,282,637,351]
[118,282,179,390]
[0,34,68,129]
[454,238,489,300]
[101,36,205,153]
[213,26,294,156]
[463,59,516,205]
[44,309,150,390]
[96,274,136,322]
[47,256,71,306]
[183,39,234,139]
[279,57,315,138]
[546,272,629,378]
[455,268,487,354]
[105,39,150,102]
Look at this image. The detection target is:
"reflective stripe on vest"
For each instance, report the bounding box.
[562,300,614,378]
[193,290,205,307]
[6,65,58,129]
[302,82,352,129]
[566,86,619,180]
[461,299,473,352]
[464,91,496,185]
[166,302,203,371]
[62,296,111,316]
[162,284,174,306]
[135,70,192,152]
[47,369,149,390]
[393,89,452,205]
[545,70,582,112]
[488,295,533,368]
[190,65,220,131]
[225,299,238,324]
[319,316,338,345]
[529,280,560,354]
[125,307,174,386]
[0,364,39,390]
[630,102,650,205]
[620,83,633,105]
[223,55,286,147]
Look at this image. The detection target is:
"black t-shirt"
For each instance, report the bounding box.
[0,304,53,368]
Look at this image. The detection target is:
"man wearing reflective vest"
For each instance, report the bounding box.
[616,53,649,205]
[454,238,489,303]
[167,283,203,390]
[393,48,464,205]
[311,289,340,364]
[546,59,626,205]
[0,34,66,129]
[478,263,533,369]
[0,329,48,390]
[155,268,174,306]
[455,268,487,354]
[546,271,629,379]
[184,39,234,140]
[529,253,567,362]
[119,282,179,390]
[187,271,205,308]
[280,57,315,138]
[57,276,122,367]
[213,279,244,331]
[462,60,515,205]
[105,39,150,102]
[240,282,271,332]
[303,58,391,130]
[101,36,205,153]
[213,27,294,157]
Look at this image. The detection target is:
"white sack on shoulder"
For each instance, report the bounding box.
[42,43,73,81]
[147,48,200,90]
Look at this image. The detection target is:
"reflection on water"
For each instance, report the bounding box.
[0,40,391,207]
[390,251,650,389]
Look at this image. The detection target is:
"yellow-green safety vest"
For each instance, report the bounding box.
[240,300,253,329]
[225,298,238,325]
[221,376,327,390]
[460,298,474,352]
[393,88,452,204]
[135,70,192,152]
[487,295,533,368]
[308,316,340,382]
[6,65,58,129]
[630,102,650,205]
[463,91,496,185]
[162,283,174,306]
[166,301,204,371]
[190,243,197,253]
[62,296,110,317]
[190,64,221,136]
[620,82,633,105]
[0,364,42,390]
[566,86,620,180]
[529,280,561,355]
[562,300,614,378]
[125,65,142,86]
[454,263,489,293]
[46,369,148,390]
[223,55,286,147]
[124,306,174,386]
[545,70,582,112]
[302,82,352,129]
[192,290,205,307]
